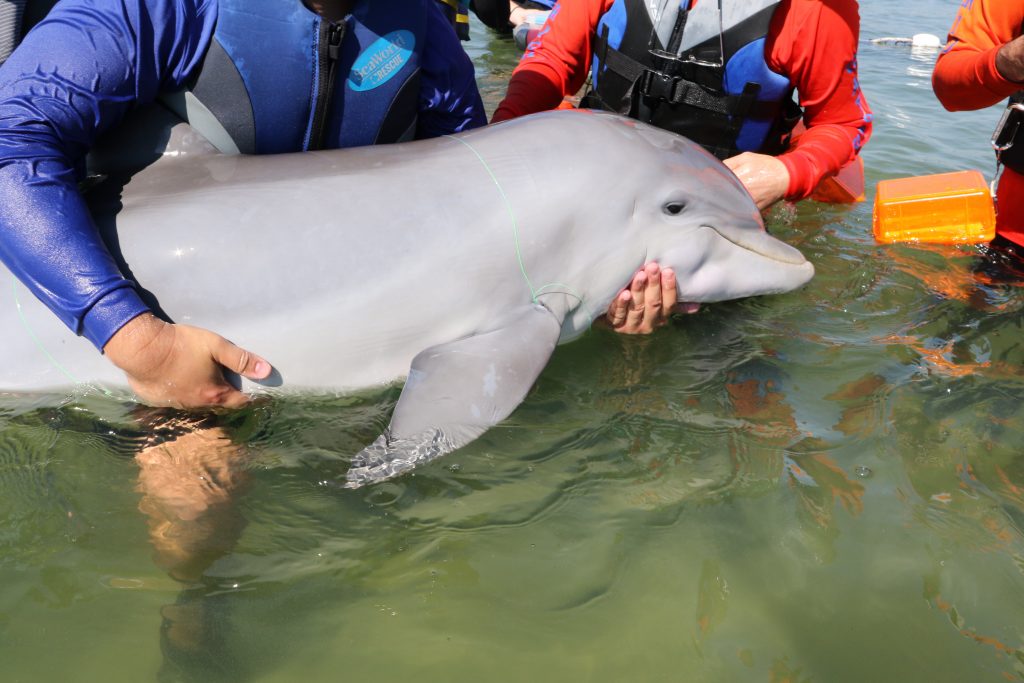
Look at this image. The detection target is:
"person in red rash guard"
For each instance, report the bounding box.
[933,0,1024,250]
[493,0,872,333]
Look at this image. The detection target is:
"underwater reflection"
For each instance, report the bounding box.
[133,415,250,682]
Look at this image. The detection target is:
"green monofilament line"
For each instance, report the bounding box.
[12,275,113,397]
[444,134,583,306]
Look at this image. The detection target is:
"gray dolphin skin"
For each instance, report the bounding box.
[0,110,814,486]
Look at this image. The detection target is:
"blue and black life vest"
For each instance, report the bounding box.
[2,0,466,152]
[589,0,800,159]
[165,0,433,154]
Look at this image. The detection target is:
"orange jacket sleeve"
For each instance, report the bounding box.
[769,0,872,200]
[491,0,612,123]
[932,0,1024,112]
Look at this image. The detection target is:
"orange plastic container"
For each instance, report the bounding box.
[873,170,996,244]
[811,155,865,203]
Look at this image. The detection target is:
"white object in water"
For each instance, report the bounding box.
[870,33,942,48]
[912,33,942,48]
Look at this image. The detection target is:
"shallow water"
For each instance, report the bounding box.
[5,1,1024,681]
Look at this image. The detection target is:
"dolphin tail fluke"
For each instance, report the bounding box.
[344,304,563,488]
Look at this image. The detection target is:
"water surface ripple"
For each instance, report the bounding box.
[5,2,1024,680]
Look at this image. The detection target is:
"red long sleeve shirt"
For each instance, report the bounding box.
[493,0,872,201]
[933,0,1024,243]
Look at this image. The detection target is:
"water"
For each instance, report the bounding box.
[4,1,1024,680]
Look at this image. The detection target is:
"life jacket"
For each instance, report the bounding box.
[1,0,464,152]
[162,0,432,154]
[588,0,800,159]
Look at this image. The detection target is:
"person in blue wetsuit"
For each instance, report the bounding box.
[0,0,485,409]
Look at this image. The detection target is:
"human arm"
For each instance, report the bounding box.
[416,0,487,137]
[766,0,872,202]
[491,0,610,122]
[0,0,270,406]
[723,153,790,211]
[997,37,1024,84]
[932,0,1024,111]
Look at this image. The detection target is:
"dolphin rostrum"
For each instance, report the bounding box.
[0,110,814,486]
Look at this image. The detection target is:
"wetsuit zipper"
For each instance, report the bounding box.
[308,19,346,151]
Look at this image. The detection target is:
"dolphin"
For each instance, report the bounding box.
[0,110,814,486]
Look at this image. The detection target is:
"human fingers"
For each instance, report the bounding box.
[624,268,648,331]
[210,336,272,381]
[724,152,787,210]
[722,153,748,173]
[606,289,631,328]
[660,267,677,313]
[642,263,664,321]
[637,262,675,331]
[657,269,702,317]
[205,337,273,408]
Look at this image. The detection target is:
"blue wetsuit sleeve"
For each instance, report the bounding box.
[415,0,486,138]
[0,0,216,349]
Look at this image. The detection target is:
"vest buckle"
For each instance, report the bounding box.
[640,70,677,102]
[992,101,1024,176]
[992,102,1024,155]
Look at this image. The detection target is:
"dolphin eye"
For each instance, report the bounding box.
[663,201,686,216]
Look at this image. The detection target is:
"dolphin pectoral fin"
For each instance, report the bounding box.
[344,304,562,488]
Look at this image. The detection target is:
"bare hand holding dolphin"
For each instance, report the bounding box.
[605,263,686,334]
[104,313,273,409]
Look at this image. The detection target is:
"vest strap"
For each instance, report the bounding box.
[596,33,777,120]
[641,71,732,115]
[597,33,646,83]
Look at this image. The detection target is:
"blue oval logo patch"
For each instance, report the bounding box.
[348,30,415,92]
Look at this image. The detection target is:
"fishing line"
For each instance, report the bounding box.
[11,274,113,397]
[444,134,583,306]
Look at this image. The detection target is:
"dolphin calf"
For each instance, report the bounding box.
[0,110,814,486]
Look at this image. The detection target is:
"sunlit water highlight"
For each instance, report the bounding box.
[4,1,1024,680]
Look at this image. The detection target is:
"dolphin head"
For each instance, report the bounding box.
[626,121,815,302]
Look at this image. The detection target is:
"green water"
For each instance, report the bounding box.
[5,0,1024,680]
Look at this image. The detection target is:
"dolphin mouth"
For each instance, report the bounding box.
[702,224,809,266]
[675,224,815,304]
[676,302,701,314]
